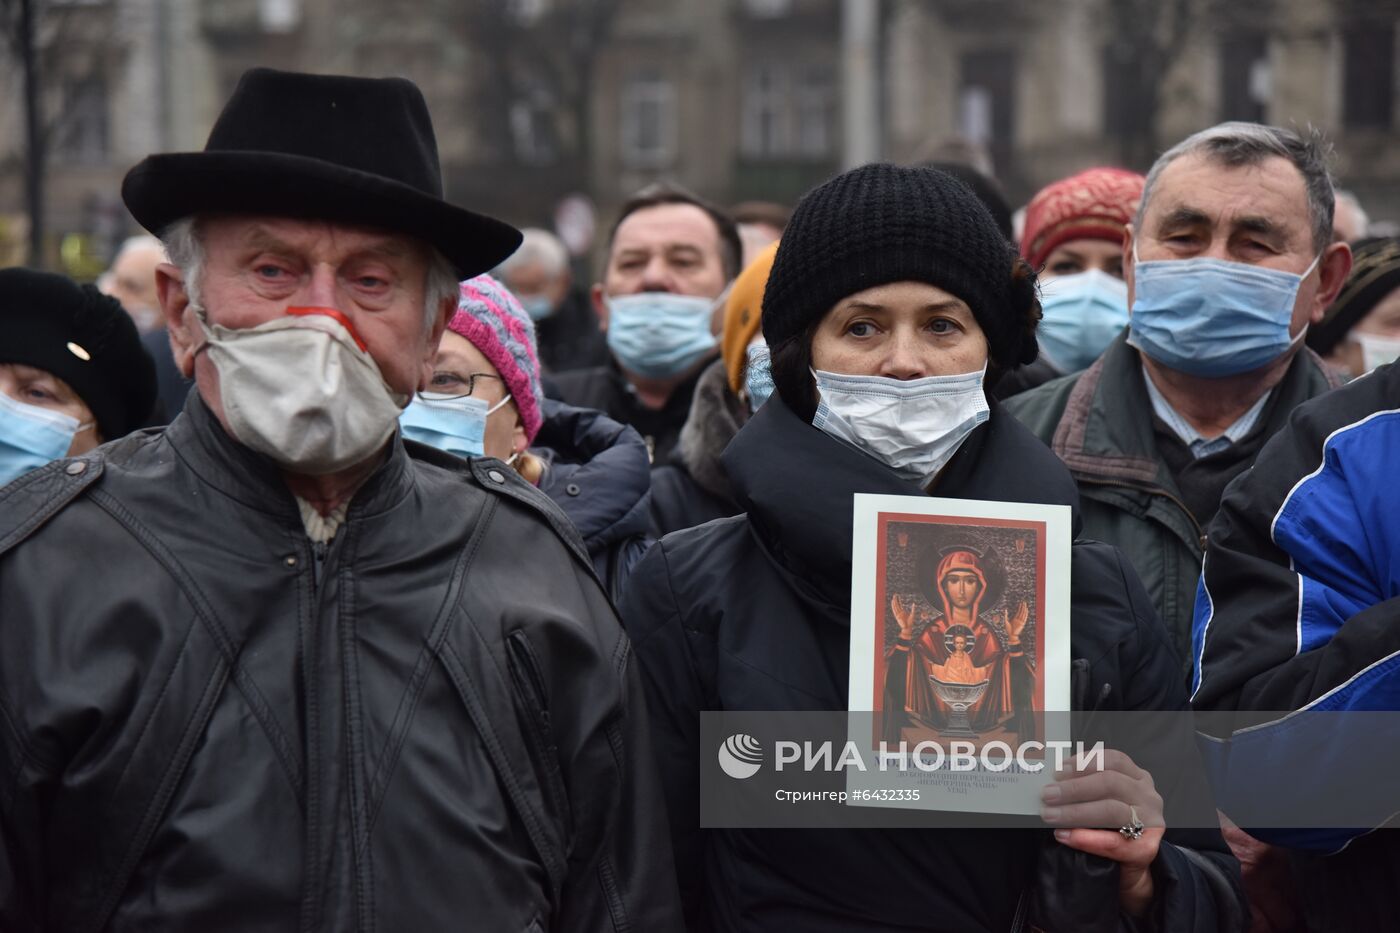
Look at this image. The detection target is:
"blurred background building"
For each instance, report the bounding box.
[3,0,1400,274]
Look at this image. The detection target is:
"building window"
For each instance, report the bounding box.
[741,64,784,157]
[1344,22,1396,129]
[621,69,677,169]
[740,62,836,159]
[510,86,558,166]
[795,65,835,157]
[52,74,108,164]
[959,50,1016,173]
[1220,33,1271,123]
[1102,41,1147,139]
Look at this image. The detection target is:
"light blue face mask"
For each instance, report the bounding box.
[399,392,511,459]
[605,292,719,379]
[518,295,555,322]
[1128,244,1319,378]
[744,342,774,412]
[0,391,88,487]
[1037,269,1130,372]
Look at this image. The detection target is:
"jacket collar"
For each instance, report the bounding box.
[723,394,1081,617]
[676,359,749,504]
[165,390,418,529]
[1051,333,1345,490]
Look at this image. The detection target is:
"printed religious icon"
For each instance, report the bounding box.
[846,495,1072,816]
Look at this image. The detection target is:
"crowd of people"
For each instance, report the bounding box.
[1,65,1397,932]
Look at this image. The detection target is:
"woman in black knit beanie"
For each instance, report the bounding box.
[620,164,1244,933]
[762,162,1040,423]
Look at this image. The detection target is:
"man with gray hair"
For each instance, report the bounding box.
[0,68,680,930]
[495,227,608,373]
[1007,121,1351,673]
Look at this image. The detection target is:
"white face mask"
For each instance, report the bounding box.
[810,365,990,486]
[1354,331,1400,373]
[194,306,409,475]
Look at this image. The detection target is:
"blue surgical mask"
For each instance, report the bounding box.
[0,391,89,487]
[605,292,719,379]
[1128,245,1320,378]
[1037,269,1129,372]
[744,342,774,412]
[399,392,511,459]
[519,295,555,322]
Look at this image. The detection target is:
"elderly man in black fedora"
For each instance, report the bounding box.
[0,68,681,932]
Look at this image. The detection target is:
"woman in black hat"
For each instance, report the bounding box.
[0,267,156,486]
[620,163,1245,932]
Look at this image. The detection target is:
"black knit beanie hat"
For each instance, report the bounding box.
[0,267,157,439]
[761,163,1039,370]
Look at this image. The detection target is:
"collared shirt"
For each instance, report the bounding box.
[1141,366,1271,459]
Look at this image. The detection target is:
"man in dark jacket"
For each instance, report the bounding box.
[1006,122,1351,674]
[1191,361,1400,931]
[549,183,742,467]
[0,68,680,932]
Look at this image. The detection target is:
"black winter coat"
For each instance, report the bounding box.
[0,395,682,932]
[621,395,1244,933]
[534,399,653,602]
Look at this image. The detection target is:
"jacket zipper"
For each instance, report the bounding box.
[506,632,572,840]
[311,539,328,590]
[1075,475,1208,551]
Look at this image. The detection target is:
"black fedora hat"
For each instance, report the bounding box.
[122,68,521,279]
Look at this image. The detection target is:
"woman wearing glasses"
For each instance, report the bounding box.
[400,274,653,600]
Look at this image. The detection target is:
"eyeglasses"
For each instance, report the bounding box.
[419,371,503,401]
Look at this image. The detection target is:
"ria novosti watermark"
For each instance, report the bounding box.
[719,734,1105,781]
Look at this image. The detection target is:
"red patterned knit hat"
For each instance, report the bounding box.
[1020,167,1145,271]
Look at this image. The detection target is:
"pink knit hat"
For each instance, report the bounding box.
[447,274,545,443]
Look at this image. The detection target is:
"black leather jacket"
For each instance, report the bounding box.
[0,396,682,932]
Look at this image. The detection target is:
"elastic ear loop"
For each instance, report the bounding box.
[493,393,520,466]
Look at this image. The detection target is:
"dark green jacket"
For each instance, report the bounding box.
[1004,333,1343,679]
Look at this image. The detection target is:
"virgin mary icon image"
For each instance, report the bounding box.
[884,544,1037,745]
